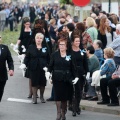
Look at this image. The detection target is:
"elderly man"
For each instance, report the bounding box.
[109,24,120,65]
[0,36,14,102]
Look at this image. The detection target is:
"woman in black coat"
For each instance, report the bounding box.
[24,33,50,104]
[46,38,78,120]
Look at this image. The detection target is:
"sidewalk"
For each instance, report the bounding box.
[81,100,120,115]
[12,55,120,116]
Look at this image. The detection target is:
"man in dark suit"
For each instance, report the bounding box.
[0,36,14,102]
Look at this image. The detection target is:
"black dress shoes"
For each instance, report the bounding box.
[82,96,92,100]
[76,107,81,115]
[88,96,98,101]
[72,112,76,116]
[107,103,119,106]
[97,101,110,105]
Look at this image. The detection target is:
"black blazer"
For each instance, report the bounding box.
[24,44,50,71]
[0,44,14,81]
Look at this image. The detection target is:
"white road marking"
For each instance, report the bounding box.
[7,98,32,103]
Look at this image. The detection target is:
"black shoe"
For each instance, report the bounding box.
[46,98,54,101]
[27,95,32,98]
[88,96,98,101]
[107,103,119,106]
[82,96,92,100]
[97,101,110,105]
[76,108,81,115]
[72,112,76,116]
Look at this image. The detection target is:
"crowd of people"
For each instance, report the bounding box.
[0,2,27,31]
[0,1,120,120]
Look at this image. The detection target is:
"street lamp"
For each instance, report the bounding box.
[108,0,111,13]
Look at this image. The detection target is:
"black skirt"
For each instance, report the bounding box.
[29,66,46,87]
[53,80,73,101]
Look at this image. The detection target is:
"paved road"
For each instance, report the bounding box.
[0,56,120,120]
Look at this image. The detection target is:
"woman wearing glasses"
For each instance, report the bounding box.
[46,38,78,120]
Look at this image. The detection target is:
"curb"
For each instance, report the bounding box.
[81,100,120,115]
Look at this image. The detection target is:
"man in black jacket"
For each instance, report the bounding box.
[0,36,14,102]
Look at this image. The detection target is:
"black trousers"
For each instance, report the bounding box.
[108,78,120,103]
[100,77,111,102]
[0,81,6,102]
[72,76,83,112]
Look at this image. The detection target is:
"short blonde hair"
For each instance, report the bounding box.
[35,33,44,40]
[86,17,96,27]
[104,47,115,58]
[50,18,56,25]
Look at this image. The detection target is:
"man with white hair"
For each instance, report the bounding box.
[109,24,120,65]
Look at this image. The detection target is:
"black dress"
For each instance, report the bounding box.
[19,31,32,55]
[48,51,77,101]
[24,44,50,87]
[72,50,89,89]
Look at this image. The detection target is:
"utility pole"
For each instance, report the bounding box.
[108,0,111,13]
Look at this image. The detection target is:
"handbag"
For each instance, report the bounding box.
[8,16,15,21]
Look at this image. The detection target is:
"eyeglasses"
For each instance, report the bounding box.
[59,44,66,46]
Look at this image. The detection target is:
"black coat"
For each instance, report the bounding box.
[48,51,78,82]
[24,44,50,71]
[0,44,14,81]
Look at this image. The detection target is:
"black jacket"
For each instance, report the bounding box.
[24,44,50,71]
[0,44,14,81]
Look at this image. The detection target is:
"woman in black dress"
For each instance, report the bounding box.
[24,33,50,104]
[46,39,78,120]
[71,35,89,116]
[16,17,32,55]
[16,17,33,98]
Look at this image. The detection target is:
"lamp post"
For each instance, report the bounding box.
[108,0,111,13]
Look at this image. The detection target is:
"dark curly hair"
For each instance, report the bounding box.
[57,31,69,40]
